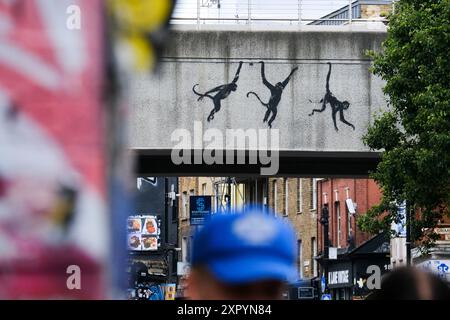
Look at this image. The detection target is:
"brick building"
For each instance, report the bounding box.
[267,178,319,279]
[316,178,390,300]
[177,178,245,261]
[177,176,393,299]
[317,178,382,251]
[178,177,217,266]
[178,177,321,281]
[177,177,248,296]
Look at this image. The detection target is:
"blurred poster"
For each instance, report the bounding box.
[107,0,176,71]
[417,260,450,282]
[127,215,160,251]
[0,0,107,299]
[163,283,176,300]
[391,201,407,237]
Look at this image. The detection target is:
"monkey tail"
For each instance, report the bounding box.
[193,84,213,101]
[247,91,268,107]
[192,84,203,97]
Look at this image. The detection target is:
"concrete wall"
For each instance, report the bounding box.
[130,26,387,154]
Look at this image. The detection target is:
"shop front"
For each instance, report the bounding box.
[126,177,179,300]
[350,233,391,299]
[328,261,353,300]
[413,223,450,284]
[318,233,391,300]
[352,257,391,299]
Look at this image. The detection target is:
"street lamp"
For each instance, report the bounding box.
[225,177,232,212]
[163,244,181,285]
[320,201,330,294]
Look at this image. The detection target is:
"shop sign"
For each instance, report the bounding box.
[190,196,212,225]
[329,247,337,260]
[417,260,450,281]
[127,215,161,251]
[298,287,314,299]
[329,270,350,286]
[435,228,450,234]
[391,201,407,237]
[177,262,191,276]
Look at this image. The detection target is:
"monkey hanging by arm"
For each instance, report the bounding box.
[247,62,298,128]
[192,61,244,122]
[192,61,244,101]
[308,62,355,131]
[309,62,332,116]
[324,63,354,131]
[264,65,298,128]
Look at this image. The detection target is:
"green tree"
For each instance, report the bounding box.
[358,0,450,251]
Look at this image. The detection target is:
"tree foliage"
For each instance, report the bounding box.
[358,0,450,250]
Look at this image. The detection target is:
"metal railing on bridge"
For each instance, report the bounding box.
[171,0,394,26]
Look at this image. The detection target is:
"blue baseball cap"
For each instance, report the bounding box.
[191,208,297,284]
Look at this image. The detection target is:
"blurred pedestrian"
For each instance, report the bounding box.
[366,266,450,300]
[185,208,297,300]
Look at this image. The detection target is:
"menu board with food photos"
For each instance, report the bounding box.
[127,215,160,251]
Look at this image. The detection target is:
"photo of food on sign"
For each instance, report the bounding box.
[128,234,141,251]
[127,215,160,251]
[128,218,142,232]
[142,236,158,251]
[143,217,157,235]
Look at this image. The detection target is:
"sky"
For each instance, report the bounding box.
[172,0,354,23]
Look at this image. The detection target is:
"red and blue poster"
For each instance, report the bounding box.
[0,0,107,299]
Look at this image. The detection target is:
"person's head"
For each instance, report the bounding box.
[366,267,450,300]
[186,208,297,300]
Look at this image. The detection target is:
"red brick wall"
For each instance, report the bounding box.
[317,178,382,253]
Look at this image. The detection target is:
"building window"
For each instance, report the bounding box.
[298,239,303,279]
[202,183,207,195]
[189,235,194,263]
[284,179,289,216]
[311,237,318,277]
[181,236,188,263]
[297,178,303,213]
[182,191,188,219]
[214,183,220,213]
[347,207,352,238]
[311,178,317,210]
[335,201,341,248]
[273,180,278,216]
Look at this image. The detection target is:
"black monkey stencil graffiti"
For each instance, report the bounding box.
[193,61,243,122]
[247,61,298,128]
[309,62,355,131]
